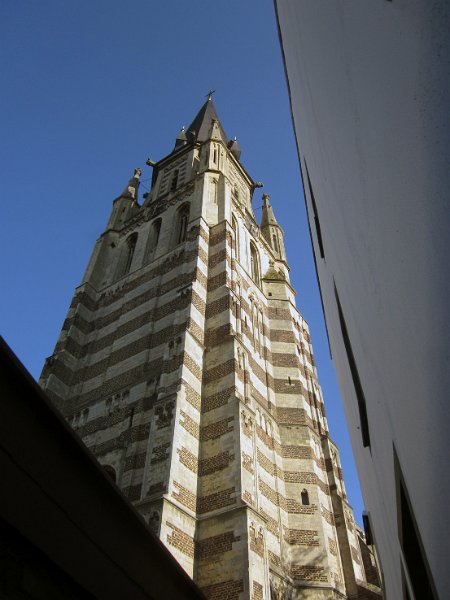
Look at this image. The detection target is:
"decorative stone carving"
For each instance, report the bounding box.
[241,410,253,430]
[149,510,161,532]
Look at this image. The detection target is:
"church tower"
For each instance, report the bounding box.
[40,97,381,600]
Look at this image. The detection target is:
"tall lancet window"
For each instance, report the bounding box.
[151,218,162,250]
[176,204,190,245]
[235,282,242,336]
[250,242,260,286]
[232,216,239,262]
[145,218,162,263]
[120,232,138,277]
[272,234,279,255]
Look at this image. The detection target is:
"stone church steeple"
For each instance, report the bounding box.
[40,98,382,600]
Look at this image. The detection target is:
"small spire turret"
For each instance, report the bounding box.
[227,136,241,160]
[107,168,142,231]
[174,126,187,150]
[260,193,286,261]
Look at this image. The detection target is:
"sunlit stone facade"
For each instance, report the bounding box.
[40,98,381,600]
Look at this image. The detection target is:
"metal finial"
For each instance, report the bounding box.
[206,89,216,100]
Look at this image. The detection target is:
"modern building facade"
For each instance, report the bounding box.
[40,97,381,599]
[0,338,204,600]
[274,2,450,599]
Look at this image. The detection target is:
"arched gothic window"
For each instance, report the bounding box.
[258,310,262,352]
[121,232,138,277]
[301,488,310,506]
[250,242,260,286]
[211,179,218,204]
[272,234,279,254]
[151,218,161,248]
[241,351,249,400]
[232,216,239,262]
[235,282,242,336]
[253,305,260,352]
[145,218,162,262]
[176,204,190,244]
[251,300,261,353]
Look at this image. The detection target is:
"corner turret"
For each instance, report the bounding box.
[106,168,142,231]
[260,193,286,261]
[227,137,241,160]
[174,126,187,150]
[80,168,143,289]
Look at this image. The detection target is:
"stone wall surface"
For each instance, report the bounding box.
[40,103,382,599]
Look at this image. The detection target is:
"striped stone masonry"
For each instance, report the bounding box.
[40,105,381,600]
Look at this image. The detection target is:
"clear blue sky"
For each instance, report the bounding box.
[0,1,364,522]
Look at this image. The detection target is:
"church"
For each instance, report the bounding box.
[40,96,381,600]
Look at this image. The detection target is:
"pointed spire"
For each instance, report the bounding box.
[107,168,141,230]
[260,194,286,260]
[260,194,280,229]
[186,96,228,144]
[227,136,241,160]
[174,126,187,149]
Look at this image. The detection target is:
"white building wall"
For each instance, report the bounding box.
[275,1,450,599]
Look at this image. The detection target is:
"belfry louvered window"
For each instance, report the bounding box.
[170,169,179,191]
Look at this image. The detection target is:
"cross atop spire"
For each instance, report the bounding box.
[205,89,216,100]
[185,95,228,144]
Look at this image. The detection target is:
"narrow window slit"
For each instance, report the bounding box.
[301,489,310,505]
[334,283,370,447]
[305,161,325,259]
